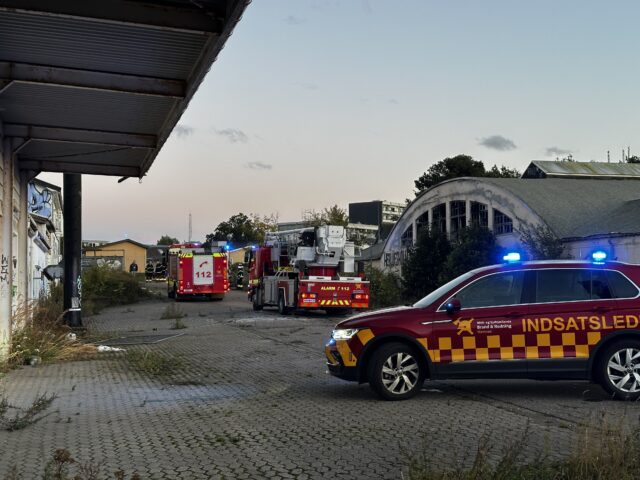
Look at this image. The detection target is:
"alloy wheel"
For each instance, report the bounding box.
[381,352,419,395]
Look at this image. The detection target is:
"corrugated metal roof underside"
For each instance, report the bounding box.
[529,160,640,177]
[3,83,176,135]
[0,11,207,79]
[18,140,148,176]
[481,177,640,239]
[0,0,250,177]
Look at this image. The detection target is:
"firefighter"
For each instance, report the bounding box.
[129,260,138,274]
[155,260,166,280]
[145,260,154,282]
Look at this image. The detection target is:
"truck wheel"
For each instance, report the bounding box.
[368,342,424,401]
[252,292,263,311]
[277,292,289,315]
[597,339,640,400]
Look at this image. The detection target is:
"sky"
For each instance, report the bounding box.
[40,0,640,244]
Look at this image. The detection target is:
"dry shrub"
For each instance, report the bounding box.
[3,296,96,370]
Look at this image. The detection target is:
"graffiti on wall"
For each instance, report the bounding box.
[0,254,8,284]
[28,183,54,220]
[383,249,409,268]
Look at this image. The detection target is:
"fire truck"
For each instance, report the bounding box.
[167,242,229,300]
[248,225,370,314]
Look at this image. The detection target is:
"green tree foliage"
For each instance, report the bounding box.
[206,213,277,246]
[484,164,521,178]
[364,265,403,308]
[157,235,179,245]
[520,224,565,260]
[401,228,451,302]
[441,226,499,283]
[414,154,520,195]
[303,205,349,227]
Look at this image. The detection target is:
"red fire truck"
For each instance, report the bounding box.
[167,242,229,300]
[248,225,370,314]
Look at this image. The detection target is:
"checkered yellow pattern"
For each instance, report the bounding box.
[418,331,602,364]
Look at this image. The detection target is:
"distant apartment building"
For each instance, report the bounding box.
[348,200,406,241]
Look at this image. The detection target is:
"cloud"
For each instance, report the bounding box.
[297,82,319,91]
[284,15,306,25]
[214,128,248,144]
[174,125,194,138]
[478,135,517,151]
[545,146,572,157]
[245,161,272,170]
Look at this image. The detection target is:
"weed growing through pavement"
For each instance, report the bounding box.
[405,414,640,480]
[0,392,57,431]
[126,349,185,376]
[160,303,184,320]
[171,317,187,330]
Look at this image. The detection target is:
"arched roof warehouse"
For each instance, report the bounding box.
[381,176,640,269]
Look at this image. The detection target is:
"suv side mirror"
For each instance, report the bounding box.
[445,299,461,315]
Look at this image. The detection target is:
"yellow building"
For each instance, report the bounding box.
[228,246,252,265]
[83,239,148,272]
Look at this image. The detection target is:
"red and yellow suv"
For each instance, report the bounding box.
[325,252,640,400]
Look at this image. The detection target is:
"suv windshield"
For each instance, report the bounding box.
[413,271,475,308]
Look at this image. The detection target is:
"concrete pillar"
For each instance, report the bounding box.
[411,221,417,245]
[1,137,13,356]
[16,167,28,306]
[445,201,451,236]
[488,206,495,233]
[465,200,472,227]
[63,174,82,328]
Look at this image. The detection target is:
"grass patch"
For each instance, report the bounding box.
[406,416,640,480]
[126,349,185,377]
[0,392,57,431]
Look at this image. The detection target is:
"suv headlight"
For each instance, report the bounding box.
[332,328,359,340]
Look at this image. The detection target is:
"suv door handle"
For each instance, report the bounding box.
[591,306,612,313]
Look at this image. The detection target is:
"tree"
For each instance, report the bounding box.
[157,235,179,245]
[414,155,484,194]
[303,205,349,227]
[520,225,565,260]
[440,225,499,284]
[414,155,521,195]
[365,265,402,308]
[401,228,451,302]
[206,213,278,247]
[484,165,521,178]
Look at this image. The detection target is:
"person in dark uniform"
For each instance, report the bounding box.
[129,260,138,274]
[145,261,155,282]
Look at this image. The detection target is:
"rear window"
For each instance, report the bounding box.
[447,271,525,309]
[534,269,638,303]
[606,271,639,299]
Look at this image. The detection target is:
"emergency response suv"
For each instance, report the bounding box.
[326,252,640,400]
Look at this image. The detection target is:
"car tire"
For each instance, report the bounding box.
[598,339,640,400]
[277,292,289,315]
[252,292,263,311]
[368,342,424,401]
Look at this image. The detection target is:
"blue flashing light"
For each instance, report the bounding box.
[592,250,607,263]
[503,252,521,263]
[224,244,231,251]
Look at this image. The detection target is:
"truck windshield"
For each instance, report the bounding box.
[413,271,475,309]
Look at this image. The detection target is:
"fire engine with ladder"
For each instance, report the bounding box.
[167,242,229,301]
[248,225,370,314]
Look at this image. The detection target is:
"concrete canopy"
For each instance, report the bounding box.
[0,0,250,177]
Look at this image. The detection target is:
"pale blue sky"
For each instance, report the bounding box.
[42,0,640,244]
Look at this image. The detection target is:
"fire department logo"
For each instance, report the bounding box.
[454,318,474,336]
